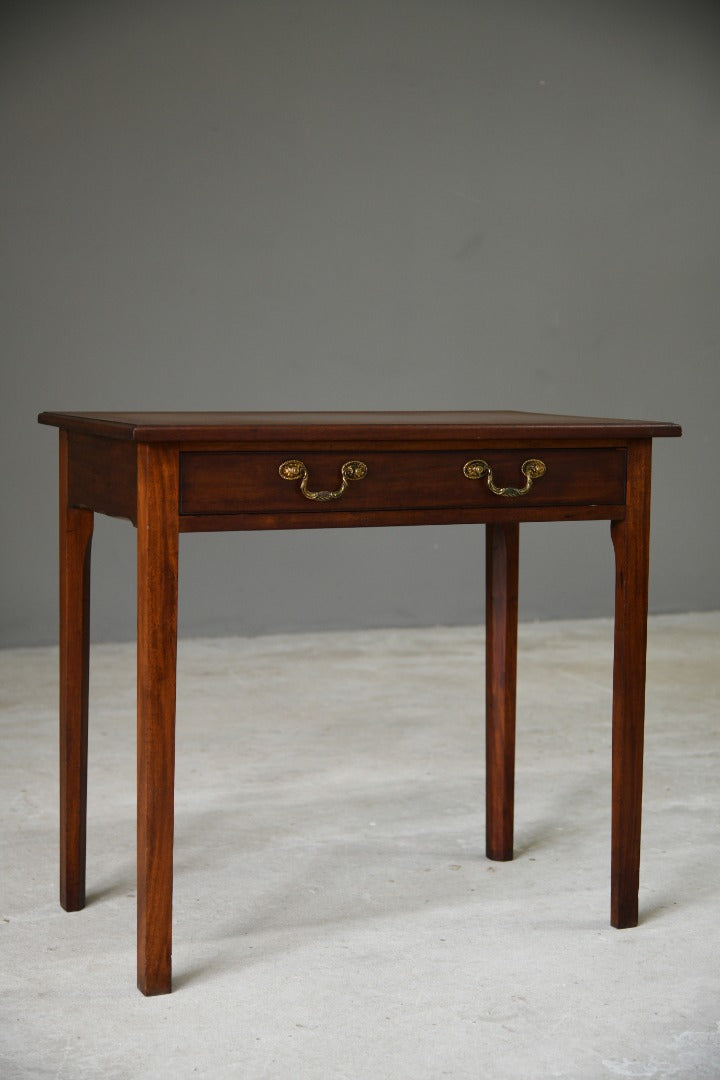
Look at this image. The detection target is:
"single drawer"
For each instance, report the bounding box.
[180,448,627,516]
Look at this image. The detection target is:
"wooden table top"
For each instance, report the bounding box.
[38,411,682,443]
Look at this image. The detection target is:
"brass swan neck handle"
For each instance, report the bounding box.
[279,459,368,501]
[463,458,547,497]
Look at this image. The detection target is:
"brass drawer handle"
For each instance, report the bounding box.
[279,459,368,501]
[463,457,547,497]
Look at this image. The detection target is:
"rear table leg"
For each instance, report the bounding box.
[485,523,519,862]
[59,431,94,912]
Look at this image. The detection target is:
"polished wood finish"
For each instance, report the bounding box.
[38,410,682,444]
[610,440,652,928]
[178,503,629,533]
[136,445,179,995]
[67,432,137,524]
[485,523,519,861]
[59,431,94,912]
[39,410,681,995]
[180,448,627,517]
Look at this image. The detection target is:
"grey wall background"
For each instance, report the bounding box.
[2,0,718,648]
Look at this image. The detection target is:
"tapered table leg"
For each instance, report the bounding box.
[485,522,519,861]
[610,440,652,928]
[136,445,179,995]
[59,432,94,912]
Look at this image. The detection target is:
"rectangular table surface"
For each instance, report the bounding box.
[38,410,682,443]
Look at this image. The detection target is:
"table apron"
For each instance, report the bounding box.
[178,504,627,532]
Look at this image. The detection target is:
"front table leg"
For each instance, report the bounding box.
[485,523,519,861]
[59,432,94,911]
[610,439,652,928]
[136,445,179,995]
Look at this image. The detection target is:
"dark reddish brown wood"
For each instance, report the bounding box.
[38,412,682,995]
[136,445,179,996]
[59,431,94,911]
[68,432,137,524]
[178,503,627,533]
[610,439,652,928]
[179,448,627,517]
[485,523,519,861]
[38,410,683,444]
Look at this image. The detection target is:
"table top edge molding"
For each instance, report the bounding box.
[38,410,683,443]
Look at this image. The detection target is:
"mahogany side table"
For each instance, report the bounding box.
[38,411,681,995]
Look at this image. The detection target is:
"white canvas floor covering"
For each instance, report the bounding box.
[1,613,718,1079]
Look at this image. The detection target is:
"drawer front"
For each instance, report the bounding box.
[180,448,627,516]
